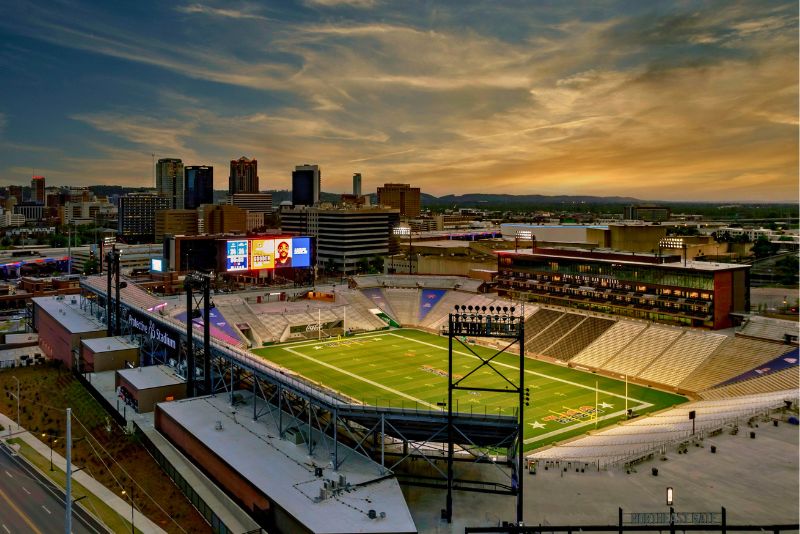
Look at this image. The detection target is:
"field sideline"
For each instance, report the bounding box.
[252,329,687,450]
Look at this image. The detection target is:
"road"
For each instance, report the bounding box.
[0,443,105,534]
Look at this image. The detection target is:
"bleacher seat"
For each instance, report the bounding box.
[572,321,646,369]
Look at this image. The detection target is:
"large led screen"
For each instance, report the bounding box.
[291,237,311,267]
[274,238,293,268]
[225,240,249,271]
[251,239,275,269]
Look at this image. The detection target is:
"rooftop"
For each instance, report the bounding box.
[158,394,417,534]
[32,295,107,334]
[499,248,749,272]
[118,365,183,390]
[82,336,139,354]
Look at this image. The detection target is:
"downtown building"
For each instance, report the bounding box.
[291,164,321,206]
[117,193,172,243]
[31,175,45,203]
[377,183,421,218]
[184,165,214,210]
[156,158,185,209]
[229,157,259,194]
[281,205,399,274]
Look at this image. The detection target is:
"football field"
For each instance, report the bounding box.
[252,329,687,450]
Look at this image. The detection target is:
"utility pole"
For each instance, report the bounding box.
[65,407,72,534]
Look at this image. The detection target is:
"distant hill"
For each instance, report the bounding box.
[426,194,641,206]
[254,191,640,207]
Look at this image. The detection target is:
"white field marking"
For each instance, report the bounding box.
[22,487,30,495]
[525,405,648,445]
[281,346,440,410]
[386,332,651,406]
[259,332,387,352]
[41,505,51,515]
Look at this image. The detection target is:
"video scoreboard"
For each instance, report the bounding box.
[224,236,311,272]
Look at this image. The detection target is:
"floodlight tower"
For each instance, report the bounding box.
[184,272,212,396]
[445,303,526,525]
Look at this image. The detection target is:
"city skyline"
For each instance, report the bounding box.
[0,0,797,201]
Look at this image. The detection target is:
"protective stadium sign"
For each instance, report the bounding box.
[128,309,178,350]
[625,511,721,525]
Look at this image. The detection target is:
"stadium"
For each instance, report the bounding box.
[30,253,792,534]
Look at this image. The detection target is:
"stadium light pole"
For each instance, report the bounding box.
[393,226,411,275]
[515,229,532,253]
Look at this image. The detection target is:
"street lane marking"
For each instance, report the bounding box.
[3,471,11,478]
[2,524,10,533]
[0,485,43,534]
[41,504,51,515]
[22,486,30,495]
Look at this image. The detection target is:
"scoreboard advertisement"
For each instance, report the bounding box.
[224,236,311,272]
[225,240,249,271]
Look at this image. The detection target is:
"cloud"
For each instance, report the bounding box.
[304,0,377,7]
[0,0,796,201]
[175,3,269,20]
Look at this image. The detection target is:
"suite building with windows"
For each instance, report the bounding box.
[496,247,750,329]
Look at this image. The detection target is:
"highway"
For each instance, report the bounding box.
[0,443,105,534]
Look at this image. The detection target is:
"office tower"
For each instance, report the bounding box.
[353,173,362,196]
[156,158,185,209]
[184,165,214,210]
[377,183,421,218]
[204,204,247,234]
[155,209,199,241]
[117,193,172,242]
[229,157,259,194]
[292,164,321,207]
[281,205,398,274]
[31,175,45,203]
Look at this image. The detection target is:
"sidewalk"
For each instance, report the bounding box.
[0,412,165,534]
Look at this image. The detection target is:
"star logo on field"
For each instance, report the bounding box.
[599,402,614,409]
[529,421,546,429]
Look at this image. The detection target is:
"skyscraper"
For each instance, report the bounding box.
[292,164,321,207]
[31,175,45,203]
[353,173,362,196]
[229,157,259,194]
[184,166,214,210]
[377,183,421,218]
[156,158,184,209]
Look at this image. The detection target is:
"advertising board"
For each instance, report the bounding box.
[226,240,249,271]
[251,239,275,269]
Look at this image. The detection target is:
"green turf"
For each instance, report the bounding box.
[252,329,688,451]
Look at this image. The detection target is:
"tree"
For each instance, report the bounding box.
[83,256,100,275]
[751,236,779,259]
[370,255,385,274]
[774,255,799,285]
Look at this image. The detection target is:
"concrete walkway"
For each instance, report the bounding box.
[0,412,165,534]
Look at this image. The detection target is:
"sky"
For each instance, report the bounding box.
[0,0,797,202]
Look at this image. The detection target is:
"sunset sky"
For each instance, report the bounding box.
[0,0,797,201]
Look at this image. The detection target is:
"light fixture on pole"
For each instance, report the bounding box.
[666,486,674,506]
[11,375,19,429]
[41,433,58,471]
[122,487,134,533]
[514,229,532,252]
[659,237,688,266]
[393,226,412,274]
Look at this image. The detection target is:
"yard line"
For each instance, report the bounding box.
[281,346,440,410]
[524,406,647,445]
[387,332,651,407]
